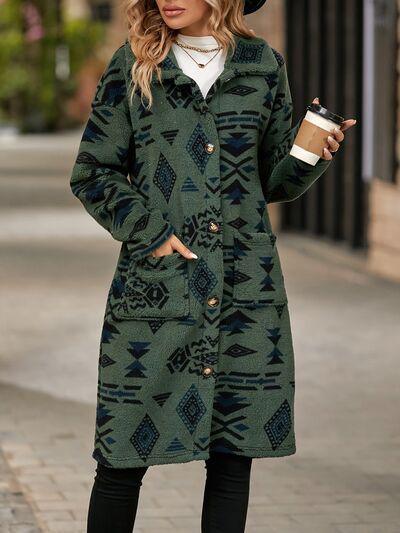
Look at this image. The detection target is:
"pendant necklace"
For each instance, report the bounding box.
[175,40,222,69]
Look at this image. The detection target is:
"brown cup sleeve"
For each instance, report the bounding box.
[293,118,331,157]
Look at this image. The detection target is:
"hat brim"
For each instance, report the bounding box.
[243,0,268,15]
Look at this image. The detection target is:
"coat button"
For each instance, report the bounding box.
[208,220,220,233]
[207,296,219,307]
[205,142,215,154]
[202,366,213,377]
[198,102,209,114]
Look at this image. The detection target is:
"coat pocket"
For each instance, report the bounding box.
[115,252,190,319]
[232,229,288,308]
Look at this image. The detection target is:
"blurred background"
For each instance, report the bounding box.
[1,1,399,532]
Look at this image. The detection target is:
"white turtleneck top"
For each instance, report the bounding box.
[171,33,227,99]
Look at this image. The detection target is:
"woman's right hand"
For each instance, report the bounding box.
[149,234,198,260]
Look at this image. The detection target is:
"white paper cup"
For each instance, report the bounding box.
[290,104,344,166]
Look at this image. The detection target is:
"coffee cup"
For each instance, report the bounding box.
[290,103,345,166]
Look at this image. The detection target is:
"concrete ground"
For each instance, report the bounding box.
[1,132,400,533]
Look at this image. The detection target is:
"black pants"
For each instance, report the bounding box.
[87,451,252,533]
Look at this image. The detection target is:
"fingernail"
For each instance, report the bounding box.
[328,135,334,142]
[189,252,198,259]
[334,128,341,133]
[352,119,357,124]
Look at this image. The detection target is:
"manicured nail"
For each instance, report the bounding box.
[328,135,334,142]
[189,252,198,259]
[334,127,341,134]
[352,119,357,124]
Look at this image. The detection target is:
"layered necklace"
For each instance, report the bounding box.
[174,39,223,69]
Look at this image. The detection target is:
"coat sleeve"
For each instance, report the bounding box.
[259,56,333,204]
[70,45,175,259]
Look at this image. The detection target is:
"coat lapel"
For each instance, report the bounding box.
[158,33,277,86]
[124,34,279,92]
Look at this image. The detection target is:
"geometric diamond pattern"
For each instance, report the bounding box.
[130,414,160,459]
[176,384,206,435]
[154,152,176,202]
[99,354,115,368]
[225,85,257,97]
[141,281,170,309]
[189,258,218,302]
[70,31,331,466]
[223,343,256,358]
[233,269,251,285]
[186,123,211,174]
[264,400,291,450]
[231,41,264,64]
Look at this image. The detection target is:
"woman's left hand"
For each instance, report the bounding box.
[312,97,357,161]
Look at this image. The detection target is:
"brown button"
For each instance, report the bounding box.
[202,366,213,377]
[205,142,215,154]
[208,221,220,233]
[207,296,219,307]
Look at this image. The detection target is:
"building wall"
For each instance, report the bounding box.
[367,180,400,281]
[246,0,285,49]
[366,1,400,282]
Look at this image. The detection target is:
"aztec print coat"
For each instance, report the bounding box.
[70,34,332,468]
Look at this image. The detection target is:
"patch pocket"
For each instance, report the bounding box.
[115,252,190,320]
[232,229,288,308]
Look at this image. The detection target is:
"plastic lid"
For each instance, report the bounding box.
[307,103,344,125]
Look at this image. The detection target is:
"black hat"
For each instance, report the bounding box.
[243,0,268,15]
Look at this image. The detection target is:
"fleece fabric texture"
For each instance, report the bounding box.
[70,33,332,468]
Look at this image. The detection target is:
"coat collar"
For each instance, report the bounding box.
[124,34,278,88]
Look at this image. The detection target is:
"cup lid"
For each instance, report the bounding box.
[307,103,345,125]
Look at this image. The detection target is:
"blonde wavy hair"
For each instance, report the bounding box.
[124,0,255,109]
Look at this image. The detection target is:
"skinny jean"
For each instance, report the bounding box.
[87,451,252,533]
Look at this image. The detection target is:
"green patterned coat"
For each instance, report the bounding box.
[70,34,332,468]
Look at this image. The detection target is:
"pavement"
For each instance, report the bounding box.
[1,132,400,532]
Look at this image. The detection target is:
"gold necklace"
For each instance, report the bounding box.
[175,41,222,69]
[175,41,221,53]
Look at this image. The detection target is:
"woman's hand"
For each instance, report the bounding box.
[149,234,198,259]
[311,97,357,161]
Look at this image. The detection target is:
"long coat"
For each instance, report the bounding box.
[70,33,332,468]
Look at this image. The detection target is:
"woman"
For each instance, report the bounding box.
[70,0,356,531]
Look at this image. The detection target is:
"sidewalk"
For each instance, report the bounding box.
[0,447,39,532]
